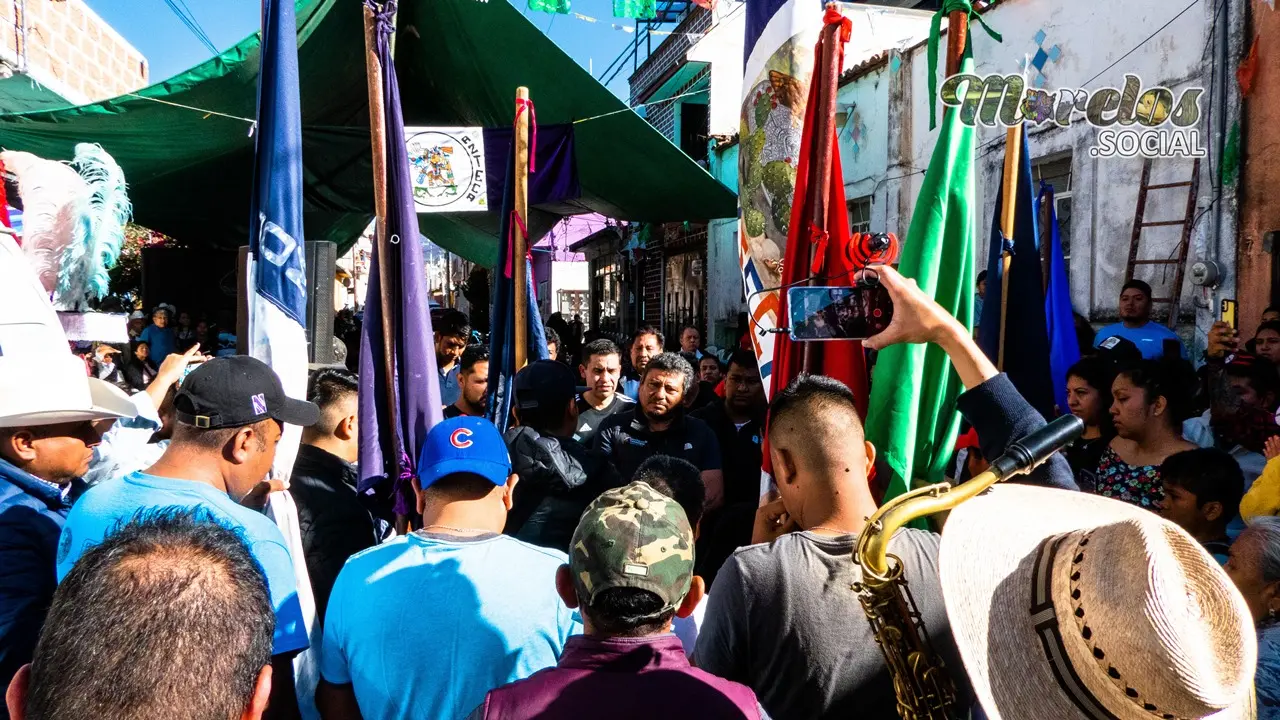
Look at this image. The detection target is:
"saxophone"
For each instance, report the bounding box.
[852,415,1084,720]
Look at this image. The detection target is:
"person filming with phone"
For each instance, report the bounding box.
[693,264,1077,719]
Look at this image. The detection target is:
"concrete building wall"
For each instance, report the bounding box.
[707,142,741,350]
[0,0,149,106]
[1237,1,1280,334]
[838,0,1241,354]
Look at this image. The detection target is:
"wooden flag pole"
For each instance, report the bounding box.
[997,122,1023,371]
[801,7,842,374]
[945,10,969,76]
[363,4,401,489]
[514,87,531,371]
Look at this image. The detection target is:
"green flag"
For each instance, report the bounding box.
[865,57,978,507]
[528,0,571,14]
[613,0,656,20]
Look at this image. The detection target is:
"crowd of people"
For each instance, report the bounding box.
[3,267,1279,720]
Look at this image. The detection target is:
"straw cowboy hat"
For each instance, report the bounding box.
[940,484,1256,720]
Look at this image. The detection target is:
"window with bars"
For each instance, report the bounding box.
[847,196,872,234]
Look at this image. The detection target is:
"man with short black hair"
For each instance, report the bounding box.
[698,355,724,386]
[445,345,490,419]
[1160,448,1245,564]
[316,417,580,720]
[544,327,561,364]
[693,265,1076,720]
[58,355,319,720]
[436,310,472,407]
[6,509,276,720]
[290,367,387,623]
[1092,279,1186,359]
[692,349,768,584]
[621,326,664,399]
[470,481,765,720]
[504,361,620,551]
[680,326,704,360]
[575,339,634,445]
[595,352,723,506]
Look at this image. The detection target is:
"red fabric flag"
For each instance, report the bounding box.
[768,9,867,416]
[760,9,868,484]
[0,158,11,243]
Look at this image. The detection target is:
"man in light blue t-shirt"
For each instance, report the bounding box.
[316,416,582,720]
[57,355,321,720]
[1093,279,1187,360]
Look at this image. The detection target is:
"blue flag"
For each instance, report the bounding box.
[487,145,549,433]
[247,0,309,476]
[1040,180,1081,415]
[978,126,1056,418]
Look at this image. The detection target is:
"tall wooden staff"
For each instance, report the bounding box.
[514,87,531,370]
[362,4,400,486]
[997,122,1022,371]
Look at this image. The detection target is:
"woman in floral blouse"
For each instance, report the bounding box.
[1089,359,1197,510]
[1225,516,1280,718]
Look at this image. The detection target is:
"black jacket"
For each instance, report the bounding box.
[288,444,386,624]
[503,427,623,553]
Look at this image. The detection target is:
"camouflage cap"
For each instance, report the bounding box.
[569,480,695,614]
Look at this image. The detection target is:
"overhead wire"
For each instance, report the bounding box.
[161,0,219,56]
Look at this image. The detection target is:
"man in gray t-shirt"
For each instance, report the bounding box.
[693,265,1076,719]
[694,527,960,719]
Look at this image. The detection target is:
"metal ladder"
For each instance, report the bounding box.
[1124,158,1201,329]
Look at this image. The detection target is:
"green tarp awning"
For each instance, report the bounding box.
[0,0,736,267]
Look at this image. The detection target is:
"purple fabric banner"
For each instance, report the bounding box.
[483,124,579,210]
[357,1,442,510]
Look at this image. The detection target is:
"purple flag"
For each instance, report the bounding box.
[358,1,442,513]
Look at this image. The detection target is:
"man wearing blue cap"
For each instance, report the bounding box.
[316,417,581,720]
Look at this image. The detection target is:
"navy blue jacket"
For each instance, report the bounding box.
[957,373,1079,491]
[0,458,70,701]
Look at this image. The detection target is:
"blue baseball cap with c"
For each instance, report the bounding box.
[417,416,512,490]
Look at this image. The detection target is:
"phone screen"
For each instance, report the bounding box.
[788,283,894,341]
[1220,299,1237,331]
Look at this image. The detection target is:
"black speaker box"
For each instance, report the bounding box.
[235,241,337,365]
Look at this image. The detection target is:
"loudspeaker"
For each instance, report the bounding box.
[236,241,337,365]
[306,241,337,365]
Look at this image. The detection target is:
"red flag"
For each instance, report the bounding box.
[1238,35,1260,98]
[769,8,867,416]
[760,9,868,485]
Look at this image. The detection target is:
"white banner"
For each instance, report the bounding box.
[404,126,488,213]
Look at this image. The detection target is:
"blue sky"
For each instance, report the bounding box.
[84,0,641,98]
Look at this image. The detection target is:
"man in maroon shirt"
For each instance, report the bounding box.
[469,481,767,720]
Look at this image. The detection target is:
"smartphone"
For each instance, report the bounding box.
[1220,299,1237,331]
[788,282,894,341]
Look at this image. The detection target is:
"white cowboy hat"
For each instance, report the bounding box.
[940,485,1256,720]
[0,353,137,427]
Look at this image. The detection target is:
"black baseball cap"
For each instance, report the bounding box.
[175,356,320,429]
[514,360,577,411]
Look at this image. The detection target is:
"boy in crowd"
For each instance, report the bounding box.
[469,481,766,720]
[445,345,490,419]
[575,339,634,445]
[435,310,472,408]
[1160,447,1245,564]
[317,417,580,720]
